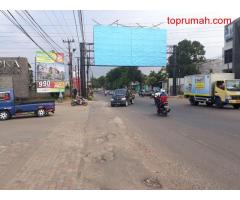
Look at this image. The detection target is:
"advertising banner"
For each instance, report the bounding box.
[195,75,205,89]
[36,51,65,93]
[94,25,167,67]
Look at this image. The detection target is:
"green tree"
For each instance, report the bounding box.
[92,76,106,89]
[146,69,168,87]
[167,39,206,78]
[105,67,144,90]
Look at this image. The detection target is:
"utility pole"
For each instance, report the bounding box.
[63,39,75,96]
[77,57,81,96]
[86,50,90,97]
[80,42,86,98]
[172,45,177,96]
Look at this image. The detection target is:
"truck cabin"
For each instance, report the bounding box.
[215,80,240,92]
[216,81,225,90]
[0,91,11,102]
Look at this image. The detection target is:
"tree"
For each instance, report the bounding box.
[105,67,144,90]
[146,69,168,87]
[167,39,206,78]
[92,76,106,88]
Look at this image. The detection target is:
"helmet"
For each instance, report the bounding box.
[154,92,161,97]
[160,89,166,93]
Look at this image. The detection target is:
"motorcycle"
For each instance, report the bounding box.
[71,97,88,106]
[156,99,171,116]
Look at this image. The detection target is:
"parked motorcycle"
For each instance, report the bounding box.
[71,97,88,106]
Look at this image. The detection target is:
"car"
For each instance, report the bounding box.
[110,88,135,107]
[139,90,153,97]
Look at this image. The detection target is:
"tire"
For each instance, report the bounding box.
[111,103,114,107]
[0,110,10,121]
[190,98,199,106]
[37,109,46,117]
[233,105,240,109]
[206,102,213,107]
[189,97,195,105]
[82,102,88,106]
[215,97,223,108]
[125,101,129,107]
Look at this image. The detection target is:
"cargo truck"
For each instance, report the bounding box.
[184,73,240,109]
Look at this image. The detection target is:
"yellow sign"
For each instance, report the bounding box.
[36,51,64,63]
[195,76,205,89]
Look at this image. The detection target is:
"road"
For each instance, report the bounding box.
[0,95,240,189]
[97,94,240,189]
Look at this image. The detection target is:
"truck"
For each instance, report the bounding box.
[0,88,55,120]
[184,73,240,109]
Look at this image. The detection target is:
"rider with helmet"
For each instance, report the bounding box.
[155,89,168,108]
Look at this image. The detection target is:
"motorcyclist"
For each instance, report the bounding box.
[155,89,168,109]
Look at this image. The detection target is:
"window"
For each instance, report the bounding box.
[224,49,233,64]
[0,92,10,101]
[216,81,225,90]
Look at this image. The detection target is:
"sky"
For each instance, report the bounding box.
[0,10,239,77]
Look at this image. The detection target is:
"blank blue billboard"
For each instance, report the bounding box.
[94,25,167,67]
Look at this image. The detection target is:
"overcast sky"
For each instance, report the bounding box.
[0,10,238,77]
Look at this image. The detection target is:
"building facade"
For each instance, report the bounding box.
[0,57,30,98]
[223,17,240,78]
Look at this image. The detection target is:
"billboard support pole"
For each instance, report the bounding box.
[172,45,177,96]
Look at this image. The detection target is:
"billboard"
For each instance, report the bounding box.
[36,51,65,93]
[94,26,167,67]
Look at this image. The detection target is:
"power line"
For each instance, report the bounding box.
[1,10,55,62]
[73,10,80,45]
[24,10,67,53]
[60,11,77,50]
[14,10,58,52]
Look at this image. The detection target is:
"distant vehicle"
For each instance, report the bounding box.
[0,88,55,121]
[104,90,109,96]
[184,73,240,109]
[139,90,153,97]
[111,88,135,107]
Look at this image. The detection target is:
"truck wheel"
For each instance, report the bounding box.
[37,109,46,117]
[233,105,240,109]
[215,97,223,108]
[190,97,198,106]
[206,102,213,107]
[0,111,10,121]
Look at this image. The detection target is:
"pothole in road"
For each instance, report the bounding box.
[143,177,162,189]
[94,151,115,163]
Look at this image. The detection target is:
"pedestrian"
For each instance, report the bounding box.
[72,88,77,99]
[58,92,63,103]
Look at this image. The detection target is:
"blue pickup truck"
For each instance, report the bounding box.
[0,88,55,121]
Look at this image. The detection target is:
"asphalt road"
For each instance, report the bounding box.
[1,94,240,189]
[97,93,240,189]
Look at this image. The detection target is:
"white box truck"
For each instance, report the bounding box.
[184,73,240,108]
